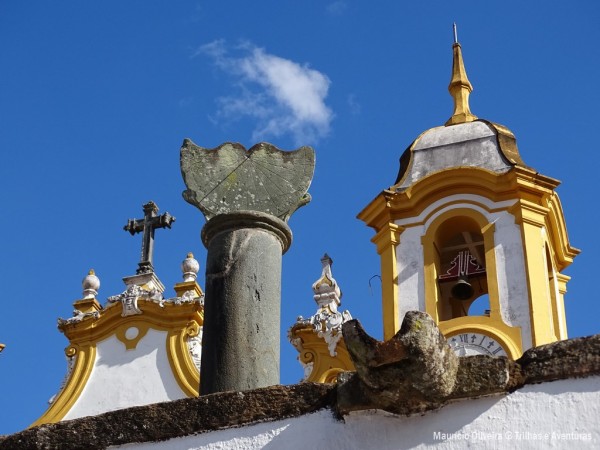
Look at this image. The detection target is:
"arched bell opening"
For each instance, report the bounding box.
[468,293,491,316]
[434,216,489,321]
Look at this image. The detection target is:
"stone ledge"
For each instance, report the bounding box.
[0,383,335,450]
[2,328,600,449]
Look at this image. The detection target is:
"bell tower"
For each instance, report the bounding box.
[358,28,579,358]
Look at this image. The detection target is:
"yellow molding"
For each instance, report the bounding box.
[290,325,354,383]
[440,317,522,359]
[61,301,203,345]
[72,298,102,314]
[545,193,580,270]
[372,224,403,340]
[174,281,204,299]
[167,321,201,396]
[30,344,97,427]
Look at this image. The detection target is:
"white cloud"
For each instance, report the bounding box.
[326,1,347,15]
[197,40,333,145]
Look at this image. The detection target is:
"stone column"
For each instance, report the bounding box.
[180,140,315,394]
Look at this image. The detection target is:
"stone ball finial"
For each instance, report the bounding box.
[82,269,100,299]
[181,252,200,282]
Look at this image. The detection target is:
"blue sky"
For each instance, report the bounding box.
[1,1,599,435]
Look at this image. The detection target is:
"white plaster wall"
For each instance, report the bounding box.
[394,195,532,349]
[64,329,187,420]
[492,209,532,349]
[397,225,426,318]
[112,376,600,450]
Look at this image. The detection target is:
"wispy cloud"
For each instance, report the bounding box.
[197,40,333,145]
[347,94,361,115]
[326,1,347,15]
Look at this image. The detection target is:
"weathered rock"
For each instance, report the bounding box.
[518,334,600,385]
[342,312,459,397]
[448,355,514,399]
[337,312,459,415]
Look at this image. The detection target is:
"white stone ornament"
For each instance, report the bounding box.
[294,254,352,358]
[107,285,146,317]
[82,269,100,299]
[181,252,200,282]
[186,330,203,372]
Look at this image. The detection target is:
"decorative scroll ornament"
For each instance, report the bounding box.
[57,310,100,328]
[107,284,163,317]
[293,254,352,358]
[187,331,203,372]
[439,250,485,281]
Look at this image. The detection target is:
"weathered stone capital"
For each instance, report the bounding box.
[180,140,315,222]
[202,210,293,254]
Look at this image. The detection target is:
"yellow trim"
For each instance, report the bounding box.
[441,317,522,359]
[510,202,560,346]
[371,223,403,340]
[167,321,201,397]
[30,344,97,427]
[115,323,150,350]
[32,300,203,426]
[290,325,354,383]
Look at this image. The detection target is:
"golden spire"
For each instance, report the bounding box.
[445,23,478,126]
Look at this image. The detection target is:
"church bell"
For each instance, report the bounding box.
[451,277,474,300]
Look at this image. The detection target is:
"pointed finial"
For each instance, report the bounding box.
[312,253,342,308]
[445,24,478,126]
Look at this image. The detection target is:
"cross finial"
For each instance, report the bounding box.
[445,24,478,126]
[124,201,176,274]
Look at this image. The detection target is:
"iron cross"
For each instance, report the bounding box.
[124,201,176,274]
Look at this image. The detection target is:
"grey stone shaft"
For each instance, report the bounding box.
[200,212,291,395]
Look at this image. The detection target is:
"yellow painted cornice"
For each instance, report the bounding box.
[60,300,203,344]
[360,166,573,233]
[371,223,403,255]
